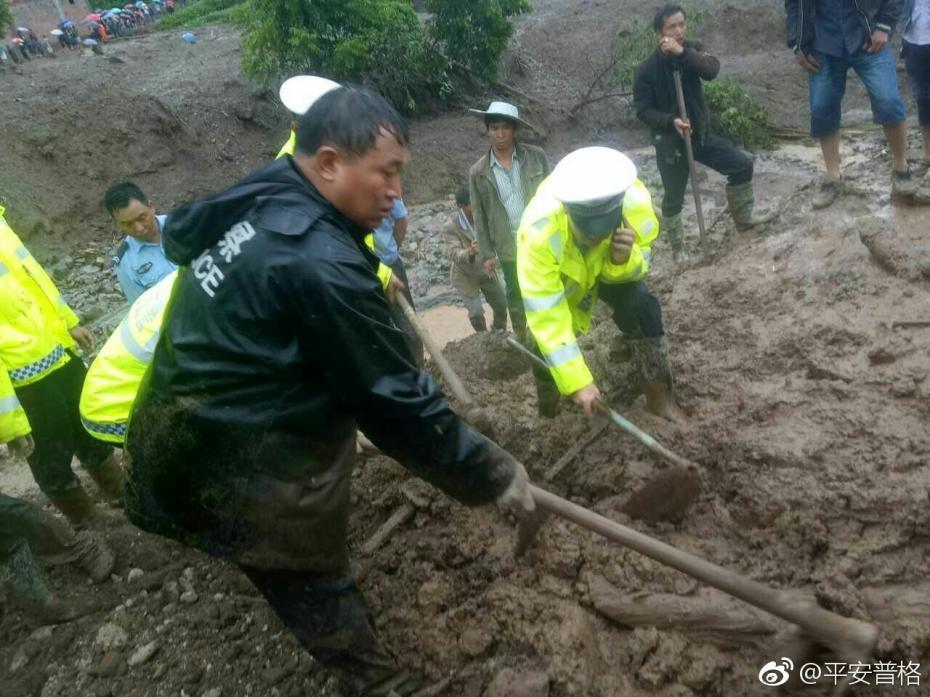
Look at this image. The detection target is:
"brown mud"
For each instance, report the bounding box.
[2,2,930,696]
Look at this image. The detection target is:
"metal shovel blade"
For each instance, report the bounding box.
[621,465,701,524]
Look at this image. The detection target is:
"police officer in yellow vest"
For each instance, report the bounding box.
[517,147,675,418]
[80,271,177,444]
[0,205,123,525]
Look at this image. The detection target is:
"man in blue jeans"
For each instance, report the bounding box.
[786,0,918,208]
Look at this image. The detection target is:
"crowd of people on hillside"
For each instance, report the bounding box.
[1,0,185,69]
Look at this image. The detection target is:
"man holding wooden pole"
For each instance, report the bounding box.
[633,4,773,261]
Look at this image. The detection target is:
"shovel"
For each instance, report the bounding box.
[527,483,878,693]
[673,68,708,261]
[505,337,701,522]
[395,295,495,437]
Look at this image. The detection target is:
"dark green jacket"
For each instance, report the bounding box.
[469,142,550,264]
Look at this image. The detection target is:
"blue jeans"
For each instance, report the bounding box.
[808,45,907,138]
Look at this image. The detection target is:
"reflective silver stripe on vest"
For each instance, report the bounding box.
[544,341,582,367]
[0,262,8,277]
[119,319,157,364]
[14,246,29,260]
[549,232,563,262]
[523,291,565,313]
[0,395,22,415]
[642,248,652,266]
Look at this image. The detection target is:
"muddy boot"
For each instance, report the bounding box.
[48,484,106,529]
[1,541,98,624]
[726,182,776,231]
[71,531,115,583]
[812,177,841,210]
[892,169,919,201]
[85,450,125,502]
[490,310,507,332]
[630,336,676,419]
[662,212,684,262]
[468,314,488,333]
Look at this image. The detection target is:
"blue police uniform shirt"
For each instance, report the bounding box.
[115,214,178,302]
[373,198,407,266]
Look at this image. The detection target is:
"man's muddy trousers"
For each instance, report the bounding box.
[240,565,424,696]
[531,280,672,413]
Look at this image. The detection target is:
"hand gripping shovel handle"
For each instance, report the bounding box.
[396,294,475,410]
[505,337,697,472]
[529,484,879,660]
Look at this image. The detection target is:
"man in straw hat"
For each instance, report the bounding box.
[517,146,677,419]
[468,101,550,341]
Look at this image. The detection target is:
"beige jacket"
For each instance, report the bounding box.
[443,213,484,297]
[468,142,550,263]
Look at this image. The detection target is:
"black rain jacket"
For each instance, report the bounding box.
[633,41,720,153]
[785,0,903,51]
[125,157,515,571]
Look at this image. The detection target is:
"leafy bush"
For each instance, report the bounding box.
[239,0,446,111]
[157,0,247,30]
[705,78,774,150]
[609,7,772,149]
[0,0,12,36]
[425,0,529,80]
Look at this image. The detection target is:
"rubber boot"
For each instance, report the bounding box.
[71,531,115,583]
[1,541,98,624]
[48,484,105,528]
[490,309,507,332]
[85,450,125,502]
[629,336,675,418]
[662,212,684,262]
[726,182,776,231]
[468,314,488,333]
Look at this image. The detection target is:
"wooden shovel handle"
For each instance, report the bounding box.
[396,295,474,409]
[529,484,878,659]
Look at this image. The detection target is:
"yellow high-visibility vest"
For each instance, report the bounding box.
[0,205,81,443]
[80,271,177,444]
[517,176,659,395]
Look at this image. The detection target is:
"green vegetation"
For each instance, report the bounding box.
[0,0,13,36]
[235,0,527,111]
[157,0,247,30]
[425,0,530,80]
[610,6,773,150]
[705,78,774,150]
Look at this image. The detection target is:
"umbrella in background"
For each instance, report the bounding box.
[85,13,101,21]
[50,29,64,36]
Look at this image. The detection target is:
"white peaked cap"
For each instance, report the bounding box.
[550,147,638,204]
[279,75,341,116]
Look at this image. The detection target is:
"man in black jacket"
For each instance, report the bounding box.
[125,86,533,696]
[634,4,773,260]
[785,0,915,208]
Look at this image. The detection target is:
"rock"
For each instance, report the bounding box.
[202,689,222,697]
[485,668,550,697]
[180,590,199,604]
[95,623,129,650]
[458,626,493,657]
[128,641,159,667]
[88,650,125,677]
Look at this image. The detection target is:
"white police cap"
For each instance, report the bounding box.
[550,147,638,237]
[279,75,341,116]
[550,147,637,204]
